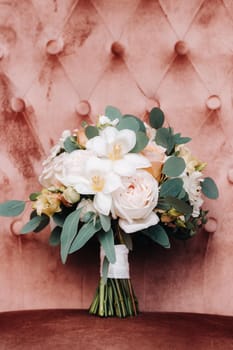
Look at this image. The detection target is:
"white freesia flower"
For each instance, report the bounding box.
[71,157,122,216]
[111,170,159,233]
[39,152,67,188]
[86,126,150,176]
[182,171,204,217]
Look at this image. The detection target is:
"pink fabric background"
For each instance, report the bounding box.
[0,0,233,315]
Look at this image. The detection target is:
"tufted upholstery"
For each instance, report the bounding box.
[0,0,232,315]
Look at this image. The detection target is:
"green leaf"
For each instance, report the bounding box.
[144,224,170,248]
[117,116,140,132]
[155,127,174,154]
[201,177,219,199]
[33,214,50,233]
[162,156,186,177]
[69,218,101,254]
[99,214,111,232]
[63,136,79,153]
[149,107,165,129]
[174,134,191,145]
[60,209,82,264]
[160,178,184,198]
[29,192,41,201]
[105,106,122,121]
[130,131,149,153]
[122,114,146,132]
[98,228,116,264]
[0,200,26,217]
[166,197,193,215]
[85,126,99,139]
[49,226,62,246]
[21,216,43,234]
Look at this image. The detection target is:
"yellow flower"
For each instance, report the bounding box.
[176,145,206,173]
[142,142,166,181]
[32,189,61,216]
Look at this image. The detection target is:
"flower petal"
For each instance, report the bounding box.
[94,192,112,215]
[119,212,159,233]
[86,137,107,157]
[104,172,122,193]
[115,129,136,154]
[124,153,151,169]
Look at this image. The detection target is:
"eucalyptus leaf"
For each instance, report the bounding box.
[143,224,170,248]
[155,128,174,154]
[21,216,44,234]
[162,156,186,177]
[166,196,193,215]
[149,107,165,129]
[33,214,50,233]
[130,131,149,153]
[49,226,62,246]
[117,116,140,132]
[69,218,102,254]
[99,214,111,232]
[85,126,99,139]
[0,200,26,217]
[60,209,82,264]
[160,178,184,198]
[98,228,116,264]
[63,136,79,153]
[174,134,191,145]
[201,177,219,199]
[123,114,146,132]
[105,106,122,121]
[29,192,41,201]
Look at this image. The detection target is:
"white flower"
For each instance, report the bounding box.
[58,149,94,187]
[71,157,122,216]
[39,152,67,188]
[49,130,71,159]
[86,126,150,176]
[182,171,204,217]
[98,115,119,127]
[111,170,159,233]
[77,199,97,221]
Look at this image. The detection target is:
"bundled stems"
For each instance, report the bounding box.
[89,277,138,318]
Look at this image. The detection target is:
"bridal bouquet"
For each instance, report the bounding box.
[0,106,218,317]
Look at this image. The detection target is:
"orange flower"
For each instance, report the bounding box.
[142,142,166,181]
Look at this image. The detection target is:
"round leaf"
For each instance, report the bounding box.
[149,107,165,129]
[160,178,184,198]
[162,156,186,177]
[117,116,140,132]
[201,177,219,199]
[0,200,25,217]
[105,106,122,121]
[130,131,149,153]
[85,126,99,139]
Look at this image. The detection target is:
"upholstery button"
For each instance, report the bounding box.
[146,98,160,112]
[76,100,91,116]
[206,95,221,110]
[10,219,23,236]
[111,42,125,57]
[10,97,26,112]
[174,41,189,55]
[46,38,64,55]
[204,217,217,233]
[227,169,233,184]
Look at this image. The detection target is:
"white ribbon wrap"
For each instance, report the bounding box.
[100,244,130,279]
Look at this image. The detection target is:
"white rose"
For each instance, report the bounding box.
[111,170,159,233]
[49,130,71,159]
[39,152,67,188]
[58,149,94,187]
